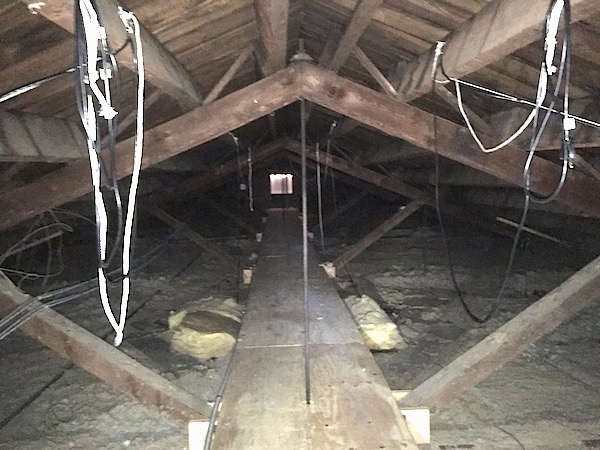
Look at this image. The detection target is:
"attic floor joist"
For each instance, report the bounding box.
[2,63,600,233]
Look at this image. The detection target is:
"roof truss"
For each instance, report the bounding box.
[2,62,600,232]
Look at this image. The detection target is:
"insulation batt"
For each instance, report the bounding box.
[344,294,406,350]
[168,297,243,359]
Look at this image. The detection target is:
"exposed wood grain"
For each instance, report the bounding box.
[327,0,383,72]
[0,109,86,162]
[211,209,417,449]
[0,66,301,231]
[19,0,201,108]
[396,0,600,102]
[254,0,289,75]
[203,47,254,105]
[0,274,210,423]
[333,201,422,268]
[299,63,600,217]
[399,253,600,411]
[352,45,398,97]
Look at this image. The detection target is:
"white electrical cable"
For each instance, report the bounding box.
[436,0,566,154]
[115,6,145,347]
[79,1,145,347]
[315,143,325,251]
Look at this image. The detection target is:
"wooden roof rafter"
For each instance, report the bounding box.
[2,62,600,231]
[19,0,202,109]
[254,0,290,76]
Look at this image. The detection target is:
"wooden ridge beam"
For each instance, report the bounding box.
[0,66,300,232]
[396,0,600,103]
[327,0,383,72]
[0,274,210,423]
[399,253,600,412]
[254,0,289,75]
[21,0,201,109]
[333,201,423,269]
[298,63,600,217]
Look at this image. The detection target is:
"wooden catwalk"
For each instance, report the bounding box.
[211,208,417,449]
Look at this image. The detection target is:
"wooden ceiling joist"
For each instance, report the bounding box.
[20,0,201,109]
[333,200,423,269]
[254,0,289,75]
[326,0,384,72]
[396,0,600,103]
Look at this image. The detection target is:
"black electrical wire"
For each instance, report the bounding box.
[433,0,572,323]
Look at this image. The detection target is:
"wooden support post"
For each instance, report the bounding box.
[0,274,210,423]
[146,206,238,268]
[203,47,254,106]
[327,0,384,72]
[399,253,600,411]
[352,46,398,97]
[333,201,422,269]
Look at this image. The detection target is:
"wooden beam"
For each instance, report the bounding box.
[319,191,369,230]
[283,138,512,237]
[0,67,300,232]
[146,138,284,206]
[203,47,254,106]
[399,253,600,411]
[396,0,600,102]
[199,196,260,235]
[254,0,289,75]
[21,0,201,109]
[435,86,494,136]
[333,201,422,269]
[0,109,87,162]
[146,206,238,267]
[298,63,600,217]
[488,100,600,152]
[327,0,383,72]
[352,46,398,97]
[0,274,210,422]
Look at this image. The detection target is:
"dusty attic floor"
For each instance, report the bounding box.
[1,210,600,449]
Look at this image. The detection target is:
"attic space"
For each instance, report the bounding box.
[2,0,600,448]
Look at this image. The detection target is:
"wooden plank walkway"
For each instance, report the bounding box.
[211,208,417,449]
